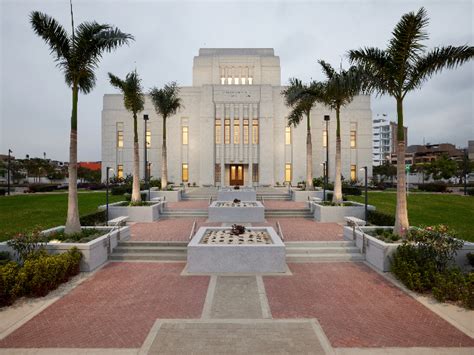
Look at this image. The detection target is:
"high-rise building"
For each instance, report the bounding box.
[372,115,407,166]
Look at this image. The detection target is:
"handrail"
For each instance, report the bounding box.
[276,220,284,241]
[105,222,124,255]
[189,219,197,240]
[209,195,213,205]
[348,218,367,253]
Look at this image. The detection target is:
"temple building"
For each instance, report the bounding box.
[101,48,373,185]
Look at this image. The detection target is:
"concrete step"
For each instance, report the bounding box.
[109,252,187,261]
[285,246,360,254]
[285,241,354,247]
[286,253,365,262]
[118,241,187,247]
[113,246,187,254]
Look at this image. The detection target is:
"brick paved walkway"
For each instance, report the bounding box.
[266,218,343,241]
[0,263,209,348]
[130,218,220,241]
[264,201,307,209]
[264,263,474,348]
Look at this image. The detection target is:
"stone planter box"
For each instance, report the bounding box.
[217,187,257,201]
[0,226,130,272]
[187,227,286,273]
[292,189,328,202]
[149,189,182,202]
[208,201,265,223]
[343,226,400,272]
[108,201,161,222]
[313,201,374,223]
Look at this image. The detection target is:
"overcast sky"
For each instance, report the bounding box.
[1,0,473,161]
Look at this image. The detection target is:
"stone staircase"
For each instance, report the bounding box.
[285,241,364,262]
[109,241,187,261]
[109,240,364,263]
[160,208,208,218]
[257,192,292,201]
[264,208,313,218]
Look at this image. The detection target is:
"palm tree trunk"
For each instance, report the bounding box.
[333,107,343,203]
[65,85,81,234]
[131,112,141,202]
[394,98,409,236]
[306,112,313,191]
[161,116,168,189]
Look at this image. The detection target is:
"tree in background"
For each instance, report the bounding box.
[349,7,473,236]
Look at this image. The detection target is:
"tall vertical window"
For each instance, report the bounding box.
[248,77,253,85]
[285,164,292,183]
[182,163,189,182]
[233,120,240,144]
[350,122,357,148]
[215,120,221,144]
[146,130,151,148]
[252,119,259,144]
[182,126,189,145]
[285,127,291,145]
[252,164,259,183]
[117,164,123,179]
[116,122,124,148]
[224,119,231,144]
[215,164,221,183]
[323,129,328,147]
[350,164,357,181]
[243,119,249,144]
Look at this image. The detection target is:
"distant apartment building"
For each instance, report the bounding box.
[390,143,465,165]
[372,116,407,166]
[468,140,474,161]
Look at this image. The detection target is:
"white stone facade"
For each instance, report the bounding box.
[102,48,373,186]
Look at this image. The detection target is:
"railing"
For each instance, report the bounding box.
[104,222,125,255]
[347,218,367,254]
[159,196,167,214]
[189,219,197,240]
[209,195,213,205]
[276,220,284,241]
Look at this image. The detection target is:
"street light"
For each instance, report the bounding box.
[143,114,149,200]
[360,167,368,222]
[105,167,114,225]
[43,152,46,160]
[320,162,326,201]
[324,115,330,199]
[7,149,12,195]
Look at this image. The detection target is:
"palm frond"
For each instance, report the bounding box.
[404,45,474,94]
[108,70,145,114]
[318,60,336,80]
[149,82,183,118]
[30,11,70,62]
[108,72,125,90]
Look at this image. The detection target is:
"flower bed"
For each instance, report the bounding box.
[208,201,265,222]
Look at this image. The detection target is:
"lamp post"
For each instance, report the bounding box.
[463,148,468,196]
[105,167,114,225]
[320,162,326,201]
[324,115,330,199]
[360,166,368,222]
[143,114,149,200]
[7,149,12,195]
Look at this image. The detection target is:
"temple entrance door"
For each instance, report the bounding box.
[229,165,244,185]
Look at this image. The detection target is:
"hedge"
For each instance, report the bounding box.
[417,182,447,192]
[79,210,106,226]
[367,210,395,226]
[342,186,362,196]
[28,184,59,193]
[0,248,82,307]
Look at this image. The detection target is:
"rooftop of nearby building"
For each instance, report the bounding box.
[198,48,275,56]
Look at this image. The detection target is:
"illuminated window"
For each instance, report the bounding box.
[252,164,259,182]
[224,119,230,144]
[215,120,221,144]
[116,122,124,148]
[227,77,232,85]
[285,164,292,183]
[248,77,253,85]
[234,77,239,85]
[243,119,249,144]
[146,130,151,148]
[252,119,259,144]
[323,130,328,147]
[117,164,123,179]
[234,120,240,144]
[215,164,221,183]
[285,127,291,145]
[182,163,189,182]
[241,77,246,85]
[221,77,225,85]
[182,126,188,145]
[350,164,357,181]
[350,122,357,148]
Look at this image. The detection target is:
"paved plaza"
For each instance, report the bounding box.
[1,196,473,354]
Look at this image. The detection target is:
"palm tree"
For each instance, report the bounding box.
[281,79,323,190]
[108,70,145,203]
[149,82,183,190]
[349,7,473,236]
[30,11,133,234]
[317,60,363,203]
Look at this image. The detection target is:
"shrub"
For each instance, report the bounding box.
[371,228,401,243]
[28,184,59,193]
[0,251,11,266]
[0,262,20,306]
[467,188,474,196]
[467,253,474,267]
[7,230,47,264]
[149,178,161,189]
[124,192,147,202]
[79,210,106,226]
[367,210,395,226]
[417,182,447,192]
[325,192,347,201]
[111,185,131,195]
[342,186,362,196]
[432,268,468,303]
[47,228,110,243]
[0,189,6,196]
[312,177,324,187]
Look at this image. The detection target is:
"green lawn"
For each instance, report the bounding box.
[349,192,474,242]
[0,192,125,242]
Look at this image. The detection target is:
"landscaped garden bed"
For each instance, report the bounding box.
[313,200,374,222]
[208,200,265,222]
[107,200,162,222]
[217,187,256,201]
[292,189,327,202]
[148,188,182,202]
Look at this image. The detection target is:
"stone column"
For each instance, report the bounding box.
[220,105,225,186]
[248,104,253,186]
[239,103,244,162]
[230,104,234,162]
